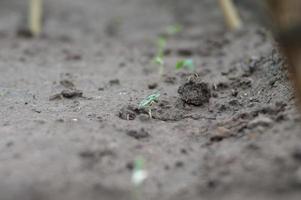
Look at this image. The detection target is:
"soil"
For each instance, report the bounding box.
[0,0,301,200]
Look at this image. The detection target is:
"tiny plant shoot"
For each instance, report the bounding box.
[153,24,182,76]
[131,157,148,200]
[131,157,148,186]
[139,92,160,119]
[154,55,164,76]
[29,0,43,37]
[176,59,195,71]
[157,36,167,57]
[153,36,167,76]
[166,24,182,36]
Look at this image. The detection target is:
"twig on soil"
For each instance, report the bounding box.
[218,0,242,31]
[29,0,43,37]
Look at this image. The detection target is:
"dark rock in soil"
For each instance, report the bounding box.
[178,78,211,106]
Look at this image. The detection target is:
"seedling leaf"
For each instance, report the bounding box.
[139,92,160,109]
[176,59,195,71]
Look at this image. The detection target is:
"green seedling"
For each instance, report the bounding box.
[176,59,195,71]
[131,158,148,186]
[131,157,148,200]
[166,24,182,36]
[153,55,164,76]
[29,0,43,37]
[153,36,167,76]
[156,36,167,58]
[152,24,182,76]
[139,92,160,119]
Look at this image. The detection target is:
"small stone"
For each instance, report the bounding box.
[126,128,150,140]
[49,89,83,100]
[138,114,151,122]
[210,127,232,142]
[148,83,158,90]
[109,79,120,86]
[248,115,273,128]
[61,89,83,99]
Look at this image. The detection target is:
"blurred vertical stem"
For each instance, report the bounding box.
[29,0,43,37]
[219,0,242,31]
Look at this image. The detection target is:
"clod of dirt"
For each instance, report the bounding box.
[148,83,158,90]
[175,161,184,168]
[79,149,115,168]
[177,48,194,57]
[109,79,120,86]
[49,89,83,100]
[118,105,140,120]
[65,53,82,61]
[178,78,211,106]
[248,115,273,128]
[126,128,150,140]
[138,114,151,122]
[16,28,34,39]
[210,127,232,142]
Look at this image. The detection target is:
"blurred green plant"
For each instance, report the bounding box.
[153,24,182,76]
[176,59,195,71]
[166,24,182,36]
[131,157,148,186]
[131,157,148,200]
[153,36,167,76]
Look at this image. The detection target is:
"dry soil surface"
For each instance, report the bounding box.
[0,0,301,200]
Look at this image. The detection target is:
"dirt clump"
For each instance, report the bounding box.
[118,105,140,120]
[178,76,211,106]
[126,128,150,140]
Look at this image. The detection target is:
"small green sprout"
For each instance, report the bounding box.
[154,56,164,66]
[156,36,167,58]
[153,56,164,75]
[176,59,195,71]
[166,24,182,36]
[153,36,167,76]
[139,92,160,119]
[131,157,148,186]
[131,157,148,200]
[29,0,43,37]
[152,24,182,76]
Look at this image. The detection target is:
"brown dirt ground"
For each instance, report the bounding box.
[0,0,301,200]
